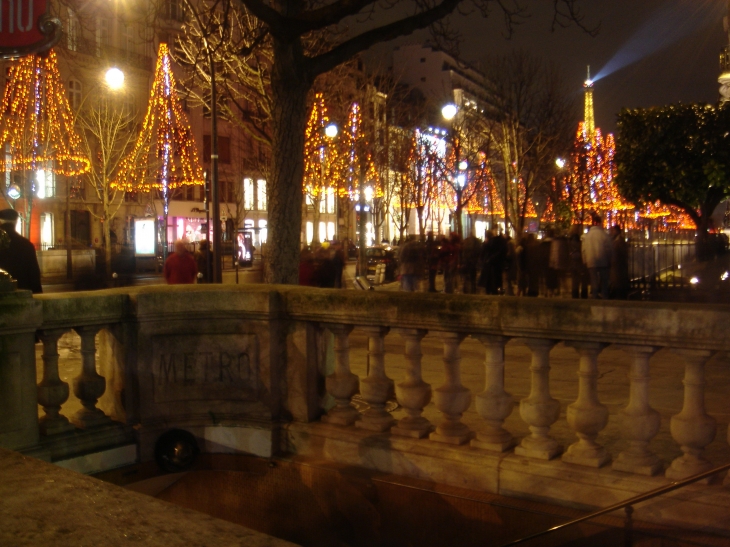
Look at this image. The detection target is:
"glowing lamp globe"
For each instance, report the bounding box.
[325,124,338,138]
[105,67,125,90]
[441,103,457,121]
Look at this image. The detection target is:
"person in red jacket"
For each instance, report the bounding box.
[164,240,198,284]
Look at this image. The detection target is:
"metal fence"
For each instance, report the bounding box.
[629,236,696,292]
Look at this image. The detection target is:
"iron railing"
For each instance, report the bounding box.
[499,462,730,546]
[628,235,695,292]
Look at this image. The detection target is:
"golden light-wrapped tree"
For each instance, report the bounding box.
[113,43,204,259]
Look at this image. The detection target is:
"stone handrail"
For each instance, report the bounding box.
[1,285,729,534]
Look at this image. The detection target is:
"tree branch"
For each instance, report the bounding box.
[308,0,463,77]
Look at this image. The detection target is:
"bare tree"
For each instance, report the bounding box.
[75,94,138,280]
[483,50,575,235]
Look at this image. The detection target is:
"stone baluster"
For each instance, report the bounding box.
[515,339,562,460]
[430,332,472,445]
[37,329,75,435]
[392,329,432,438]
[562,342,610,467]
[471,335,514,452]
[322,324,359,426]
[666,349,717,481]
[613,346,662,476]
[71,326,111,428]
[357,326,395,432]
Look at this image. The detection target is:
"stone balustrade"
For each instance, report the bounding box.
[1,285,730,534]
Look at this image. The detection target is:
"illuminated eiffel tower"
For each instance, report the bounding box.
[583,66,595,139]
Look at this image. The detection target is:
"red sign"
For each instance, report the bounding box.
[0,0,59,57]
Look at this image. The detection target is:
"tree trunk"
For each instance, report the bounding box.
[265,38,311,284]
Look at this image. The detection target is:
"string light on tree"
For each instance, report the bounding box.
[0,49,90,176]
[113,43,204,201]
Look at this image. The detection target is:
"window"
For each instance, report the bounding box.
[120,22,133,53]
[35,168,55,198]
[164,0,185,22]
[202,135,230,164]
[67,9,79,51]
[243,178,254,210]
[40,213,54,250]
[68,79,81,110]
[258,219,267,245]
[326,187,335,214]
[96,18,109,57]
[256,179,266,211]
[219,136,231,164]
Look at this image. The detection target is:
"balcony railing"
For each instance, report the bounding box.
[2,286,730,536]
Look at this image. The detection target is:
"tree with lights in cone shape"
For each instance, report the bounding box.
[303,93,340,245]
[113,43,204,262]
[0,49,90,243]
[339,102,379,276]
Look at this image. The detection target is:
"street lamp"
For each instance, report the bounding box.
[555,157,566,169]
[104,67,125,90]
[441,103,457,121]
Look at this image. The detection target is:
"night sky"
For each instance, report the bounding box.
[368,0,728,134]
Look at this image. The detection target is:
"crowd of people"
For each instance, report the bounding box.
[298,240,347,288]
[396,213,631,299]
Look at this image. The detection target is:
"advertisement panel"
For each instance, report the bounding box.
[135,218,156,257]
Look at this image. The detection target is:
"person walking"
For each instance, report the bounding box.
[460,234,481,294]
[568,224,589,299]
[194,241,211,283]
[582,214,612,299]
[0,208,42,293]
[164,240,198,284]
[610,225,631,299]
[398,235,423,292]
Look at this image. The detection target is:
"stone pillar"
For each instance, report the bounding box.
[471,335,514,452]
[562,342,610,467]
[37,329,74,436]
[357,326,395,432]
[613,345,662,476]
[0,291,42,450]
[71,326,111,428]
[392,328,432,438]
[321,324,359,426]
[666,349,717,481]
[430,332,472,445]
[515,339,562,460]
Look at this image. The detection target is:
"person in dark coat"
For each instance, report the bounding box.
[479,230,507,295]
[568,224,589,299]
[610,225,631,299]
[0,208,42,293]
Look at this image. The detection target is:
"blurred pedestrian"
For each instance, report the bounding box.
[164,240,197,284]
[610,225,630,299]
[0,208,42,293]
[398,235,423,292]
[568,225,589,299]
[440,233,460,293]
[460,233,481,294]
[194,241,211,283]
[582,214,612,299]
[479,230,507,295]
[426,232,439,292]
[298,247,317,286]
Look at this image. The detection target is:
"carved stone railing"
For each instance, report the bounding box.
[1,285,729,534]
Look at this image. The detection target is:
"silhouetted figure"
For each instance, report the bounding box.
[568,225,589,299]
[0,208,42,293]
[610,225,630,299]
[440,233,461,293]
[460,235,481,294]
[480,230,507,295]
[398,236,423,292]
[195,241,211,283]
